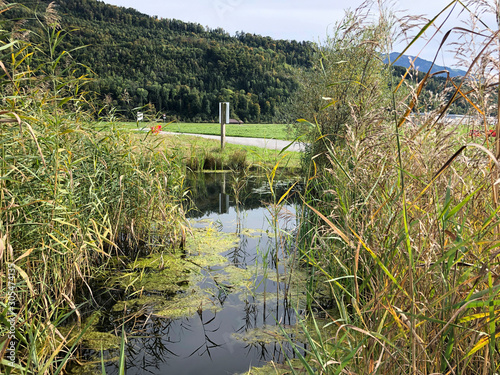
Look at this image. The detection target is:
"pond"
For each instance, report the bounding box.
[69,172,307,375]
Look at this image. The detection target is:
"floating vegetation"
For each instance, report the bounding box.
[109,226,241,319]
[219,265,255,288]
[187,225,240,256]
[233,360,304,375]
[232,325,288,345]
[240,228,267,238]
[112,254,191,295]
[112,285,220,320]
[59,312,120,352]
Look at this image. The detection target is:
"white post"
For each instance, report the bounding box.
[137,112,143,127]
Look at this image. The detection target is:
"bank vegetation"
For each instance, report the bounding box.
[0,4,187,373]
[290,1,500,374]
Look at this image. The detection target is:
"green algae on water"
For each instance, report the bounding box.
[110,227,240,319]
[59,312,120,352]
[232,325,287,345]
[233,360,300,374]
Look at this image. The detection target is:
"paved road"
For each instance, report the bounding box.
[161,132,306,152]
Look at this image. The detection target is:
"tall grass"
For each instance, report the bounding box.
[0,4,187,374]
[290,1,500,374]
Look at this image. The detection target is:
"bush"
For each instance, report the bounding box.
[290,6,392,161]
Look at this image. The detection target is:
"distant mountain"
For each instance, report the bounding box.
[384,52,466,78]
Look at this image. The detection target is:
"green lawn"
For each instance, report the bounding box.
[101,122,294,141]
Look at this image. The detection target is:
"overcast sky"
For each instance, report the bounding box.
[100,0,497,66]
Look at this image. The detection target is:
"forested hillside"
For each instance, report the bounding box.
[4,0,464,122]
[8,0,314,122]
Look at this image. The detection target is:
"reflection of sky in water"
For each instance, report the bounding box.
[101,175,304,375]
[197,204,298,232]
[193,204,299,265]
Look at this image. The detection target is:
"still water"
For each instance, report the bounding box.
[93,172,305,375]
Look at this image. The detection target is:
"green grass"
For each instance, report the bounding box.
[136,132,302,173]
[103,122,294,140]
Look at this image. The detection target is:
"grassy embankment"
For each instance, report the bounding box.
[0,11,191,375]
[102,123,302,173]
[286,3,500,374]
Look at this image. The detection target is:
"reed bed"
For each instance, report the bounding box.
[291,1,500,374]
[0,5,187,374]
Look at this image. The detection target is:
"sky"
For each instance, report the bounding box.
[101,0,498,67]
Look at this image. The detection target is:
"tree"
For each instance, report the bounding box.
[136,87,148,106]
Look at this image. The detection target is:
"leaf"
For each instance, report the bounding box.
[0,40,18,52]
[467,332,500,357]
[0,359,26,371]
[432,146,467,180]
[303,201,352,246]
[277,181,298,206]
[119,324,126,375]
[459,310,500,324]
[444,184,483,221]
[13,248,34,264]
[279,133,305,154]
[12,264,35,298]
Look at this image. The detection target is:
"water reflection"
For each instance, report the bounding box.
[96,172,305,375]
[186,172,300,219]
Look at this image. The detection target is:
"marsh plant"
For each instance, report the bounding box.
[288,1,500,374]
[0,4,187,374]
[290,4,389,162]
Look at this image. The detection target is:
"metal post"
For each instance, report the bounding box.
[219,102,229,150]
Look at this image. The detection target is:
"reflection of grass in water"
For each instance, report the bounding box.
[253,244,271,303]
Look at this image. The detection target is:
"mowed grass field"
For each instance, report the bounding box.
[103,122,294,140]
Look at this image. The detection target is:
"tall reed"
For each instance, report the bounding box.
[0,4,187,374]
[290,1,500,374]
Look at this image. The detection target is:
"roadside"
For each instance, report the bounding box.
[160,131,306,152]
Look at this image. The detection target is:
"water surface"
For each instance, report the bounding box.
[75,172,305,375]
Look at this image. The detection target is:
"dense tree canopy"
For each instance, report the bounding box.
[7,0,314,122]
